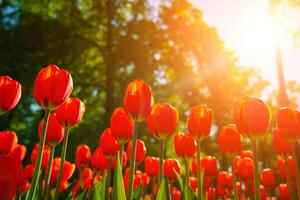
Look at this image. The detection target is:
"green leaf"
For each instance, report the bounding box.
[184,183,197,200]
[92,182,101,200]
[76,190,87,200]
[174,170,183,191]
[156,177,170,200]
[132,184,143,200]
[112,152,126,200]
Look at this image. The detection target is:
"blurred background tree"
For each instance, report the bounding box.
[1,0,298,171]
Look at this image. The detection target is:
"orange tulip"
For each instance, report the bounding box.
[163,159,181,180]
[173,132,197,158]
[234,97,270,140]
[49,158,75,185]
[277,107,300,142]
[127,139,146,164]
[110,107,134,144]
[273,128,292,155]
[218,124,242,157]
[75,144,91,168]
[0,131,18,156]
[187,104,213,141]
[147,103,178,140]
[123,79,153,121]
[98,128,119,158]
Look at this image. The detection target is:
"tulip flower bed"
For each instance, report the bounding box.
[1,64,300,200]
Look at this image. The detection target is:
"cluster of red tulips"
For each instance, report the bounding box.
[0,64,300,200]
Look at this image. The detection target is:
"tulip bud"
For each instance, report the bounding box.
[127,139,146,164]
[218,124,242,157]
[277,107,300,142]
[261,168,276,188]
[55,98,85,129]
[33,64,73,110]
[173,132,196,158]
[147,103,178,140]
[110,107,134,144]
[98,128,119,158]
[163,159,180,180]
[75,144,91,168]
[38,113,64,147]
[234,97,270,140]
[0,131,18,156]
[123,79,153,121]
[144,157,159,177]
[187,104,213,141]
[0,76,21,115]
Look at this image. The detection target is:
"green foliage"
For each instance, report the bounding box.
[156,177,170,200]
[112,152,126,200]
[1,0,298,171]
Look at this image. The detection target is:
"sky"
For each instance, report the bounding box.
[194,0,300,87]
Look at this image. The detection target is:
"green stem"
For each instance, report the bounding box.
[43,146,55,199]
[26,109,51,200]
[283,155,295,200]
[105,160,112,200]
[196,140,202,200]
[158,139,164,186]
[231,157,238,200]
[184,158,190,184]
[53,128,70,200]
[126,122,139,200]
[292,143,300,199]
[120,143,124,166]
[252,140,261,200]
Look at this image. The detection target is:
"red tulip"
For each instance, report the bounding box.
[0,131,18,156]
[250,185,267,200]
[55,98,85,129]
[279,184,290,199]
[147,103,178,140]
[189,177,198,191]
[240,150,253,159]
[277,107,300,141]
[38,113,64,146]
[10,144,26,161]
[33,64,73,110]
[235,157,254,180]
[0,155,22,200]
[234,97,270,140]
[30,144,50,169]
[191,156,218,177]
[110,107,134,144]
[111,151,127,169]
[207,187,217,200]
[173,132,196,158]
[273,128,292,155]
[50,158,75,185]
[23,164,35,180]
[75,144,91,168]
[216,171,233,198]
[124,169,143,191]
[277,156,296,180]
[141,172,150,186]
[127,139,146,164]
[98,128,119,158]
[163,159,180,180]
[123,79,153,121]
[261,168,276,188]
[187,104,213,141]
[91,147,108,171]
[20,180,30,195]
[172,188,181,200]
[0,76,21,115]
[218,124,242,157]
[144,156,159,177]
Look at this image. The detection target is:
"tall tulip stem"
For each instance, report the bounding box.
[231,158,238,200]
[283,156,295,199]
[126,122,139,200]
[184,158,190,183]
[196,140,202,199]
[158,139,165,186]
[54,128,70,200]
[252,140,261,200]
[105,160,112,200]
[43,145,55,199]
[292,143,300,198]
[26,109,51,200]
[120,143,124,165]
